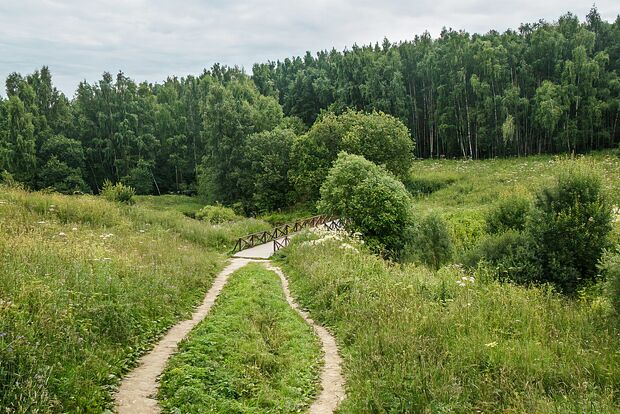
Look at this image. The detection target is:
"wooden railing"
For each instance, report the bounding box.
[231,214,340,253]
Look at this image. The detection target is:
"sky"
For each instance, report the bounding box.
[0,0,617,97]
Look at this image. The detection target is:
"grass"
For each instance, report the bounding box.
[159,264,322,413]
[0,185,271,412]
[408,151,620,253]
[276,234,620,413]
[134,194,206,218]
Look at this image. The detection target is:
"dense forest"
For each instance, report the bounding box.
[0,9,619,205]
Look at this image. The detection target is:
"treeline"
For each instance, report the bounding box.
[255,8,620,157]
[0,9,619,205]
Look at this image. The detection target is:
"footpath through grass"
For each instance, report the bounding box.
[276,236,620,413]
[159,263,322,413]
[0,186,270,412]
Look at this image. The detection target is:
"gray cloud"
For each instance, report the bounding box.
[0,0,617,97]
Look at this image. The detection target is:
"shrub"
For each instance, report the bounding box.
[599,248,620,314]
[318,153,414,257]
[407,213,453,269]
[486,191,532,234]
[101,179,135,204]
[195,204,239,224]
[462,230,541,283]
[526,163,613,293]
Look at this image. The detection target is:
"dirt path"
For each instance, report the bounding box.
[265,263,346,413]
[115,254,346,413]
[114,258,254,413]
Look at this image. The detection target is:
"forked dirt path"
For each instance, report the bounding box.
[115,257,253,413]
[114,256,346,413]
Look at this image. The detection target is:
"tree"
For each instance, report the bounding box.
[242,127,295,212]
[290,110,414,202]
[318,153,414,257]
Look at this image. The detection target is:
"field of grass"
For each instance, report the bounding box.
[0,186,273,412]
[134,194,206,218]
[159,264,322,413]
[276,233,620,413]
[407,152,620,253]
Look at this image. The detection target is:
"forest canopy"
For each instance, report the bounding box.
[0,8,619,209]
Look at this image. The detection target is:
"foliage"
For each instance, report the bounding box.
[123,159,154,195]
[277,237,620,413]
[159,264,321,413]
[37,156,88,194]
[290,110,414,201]
[318,153,414,256]
[200,78,283,205]
[526,163,613,293]
[195,204,239,224]
[242,127,295,212]
[407,212,454,269]
[100,179,135,204]
[486,191,532,233]
[599,248,620,314]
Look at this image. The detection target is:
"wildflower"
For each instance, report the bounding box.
[456,280,466,287]
[485,341,498,348]
[58,232,66,237]
[71,227,78,231]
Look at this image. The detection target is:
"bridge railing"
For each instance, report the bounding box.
[231,214,340,253]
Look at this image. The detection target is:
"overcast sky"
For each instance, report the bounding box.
[0,0,617,97]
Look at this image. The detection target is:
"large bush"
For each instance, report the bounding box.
[526,164,613,293]
[101,179,135,204]
[291,110,414,201]
[486,191,532,234]
[318,153,414,256]
[195,205,239,224]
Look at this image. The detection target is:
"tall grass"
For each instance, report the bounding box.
[0,186,227,412]
[277,236,620,413]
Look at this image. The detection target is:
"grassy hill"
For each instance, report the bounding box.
[0,186,270,412]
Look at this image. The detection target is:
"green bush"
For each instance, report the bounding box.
[462,230,541,283]
[123,160,154,195]
[486,191,532,234]
[526,163,613,293]
[318,153,414,257]
[195,204,239,224]
[100,179,135,204]
[599,248,620,314]
[407,213,453,269]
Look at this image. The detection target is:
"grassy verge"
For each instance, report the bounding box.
[0,186,231,412]
[276,235,620,413]
[159,263,322,413]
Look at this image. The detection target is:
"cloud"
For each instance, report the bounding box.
[0,0,617,97]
